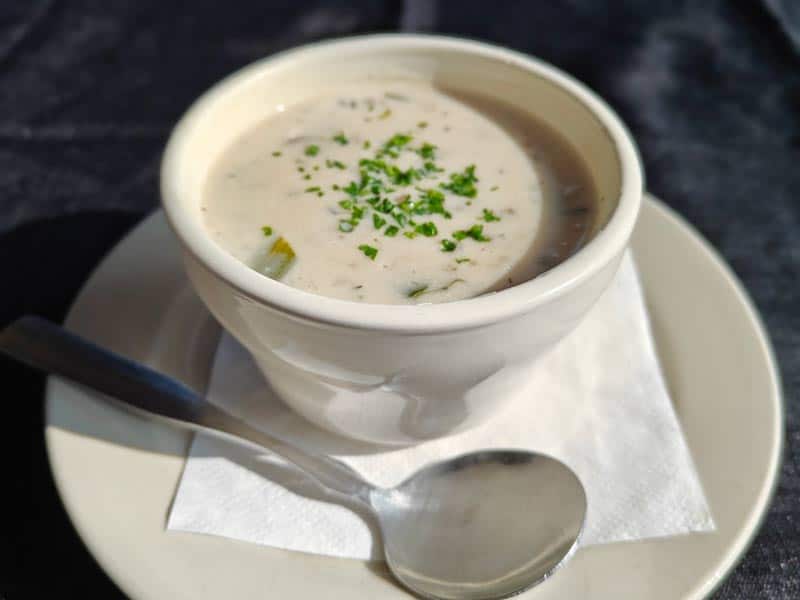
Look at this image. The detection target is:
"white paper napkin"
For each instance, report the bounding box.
[167,253,714,560]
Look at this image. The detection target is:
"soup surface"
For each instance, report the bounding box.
[202,82,597,304]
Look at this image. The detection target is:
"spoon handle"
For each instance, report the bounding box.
[0,316,372,501]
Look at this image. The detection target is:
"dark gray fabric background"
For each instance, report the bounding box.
[0,1,797,598]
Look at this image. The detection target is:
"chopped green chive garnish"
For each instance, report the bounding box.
[415,221,438,237]
[481,208,501,222]
[391,208,408,227]
[441,278,465,291]
[456,257,471,264]
[378,108,392,120]
[375,198,393,213]
[453,223,490,242]
[333,132,349,145]
[358,244,378,260]
[381,133,413,157]
[414,188,451,218]
[304,144,319,157]
[343,181,360,197]
[325,159,347,169]
[441,165,478,198]
[422,160,443,174]
[298,166,305,173]
[261,225,273,236]
[305,186,323,196]
[363,140,371,149]
[303,174,311,180]
[389,165,420,186]
[272,151,282,157]
[373,214,386,229]
[407,278,463,298]
[416,143,436,160]
[339,220,354,233]
[351,205,365,220]
[417,121,428,129]
[403,231,417,239]
[384,225,399,237]
[407,285,428,298]
[440,239,457,252]
[359,157,421,186]
[396,196,414,212]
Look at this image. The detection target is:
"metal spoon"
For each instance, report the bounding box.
[1,316,586,600]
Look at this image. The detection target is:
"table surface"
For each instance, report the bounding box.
[0,1,797,598]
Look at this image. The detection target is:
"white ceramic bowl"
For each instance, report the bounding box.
[161,34,643,445]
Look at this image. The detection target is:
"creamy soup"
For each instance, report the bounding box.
[202,82,597,304]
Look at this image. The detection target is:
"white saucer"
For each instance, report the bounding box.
[45,195,783,600]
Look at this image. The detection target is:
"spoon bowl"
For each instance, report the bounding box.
[374,450,585,599]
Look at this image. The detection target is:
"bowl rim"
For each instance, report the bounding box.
[160,33,643,333]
